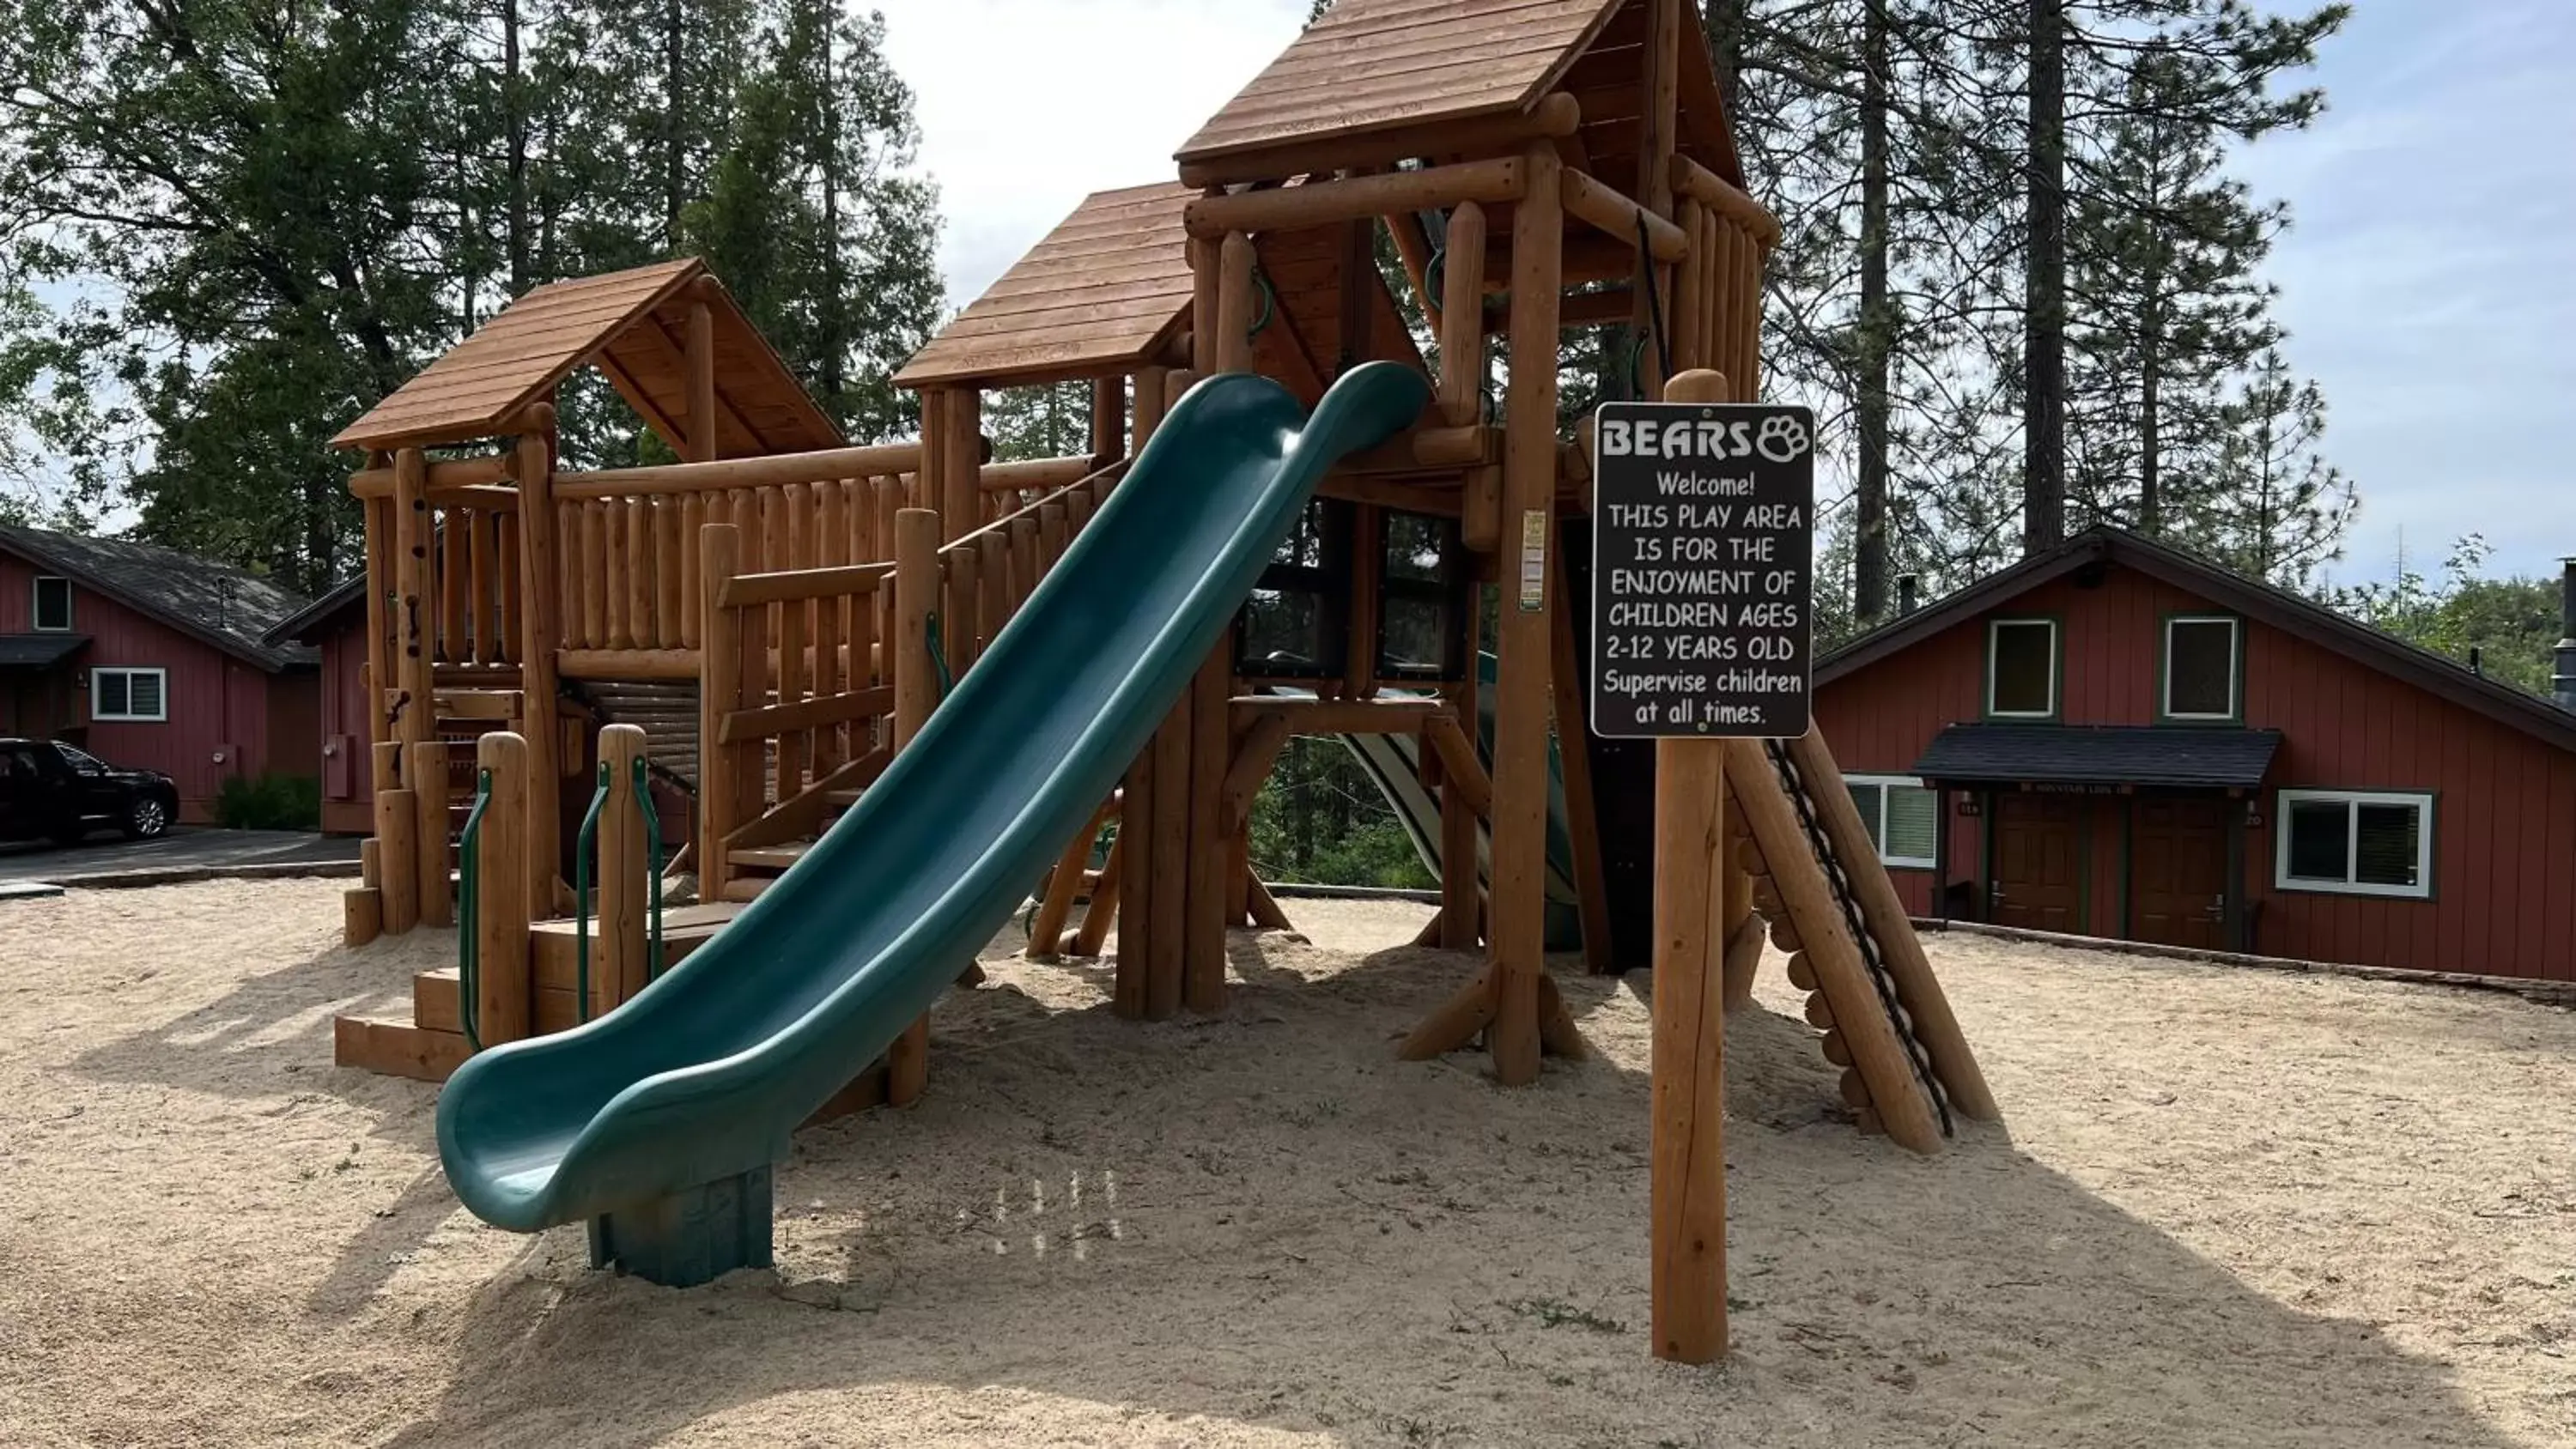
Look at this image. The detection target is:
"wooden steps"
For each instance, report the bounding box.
[732,842,813,871]
[337,900,749,1083]
[334,1013,471,1083]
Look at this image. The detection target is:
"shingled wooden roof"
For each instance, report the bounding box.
[1176,0,1741,186]
[332,258,844,455]
[1177,0,1623,165]
[895,183,1197,391]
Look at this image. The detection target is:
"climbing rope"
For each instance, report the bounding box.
[1632,209,1675,396]
[1767,739,1954,1137]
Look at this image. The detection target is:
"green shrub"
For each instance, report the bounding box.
[215,773,321,831]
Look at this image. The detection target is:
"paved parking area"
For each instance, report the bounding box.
[0,828,359,883]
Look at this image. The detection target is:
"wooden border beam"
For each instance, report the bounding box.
[1178,92,1583,188]
[1185,159,1526,239]
[1563,170,1687,261]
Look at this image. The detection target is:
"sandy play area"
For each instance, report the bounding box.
[0,877,2571,1446]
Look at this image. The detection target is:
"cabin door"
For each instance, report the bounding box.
[1988,792,2083,933]
[2129,796,2230,950]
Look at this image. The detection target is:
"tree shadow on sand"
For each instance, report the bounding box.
[350,927,2524,1448]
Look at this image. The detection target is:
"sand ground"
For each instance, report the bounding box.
[0,878,2571,1447]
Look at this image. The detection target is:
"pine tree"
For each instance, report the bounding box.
[2064,49,2300,545]
[2178,347,2353,586]
[983,382,1095,464]
[0,0,947,584]
[685,2,941,441]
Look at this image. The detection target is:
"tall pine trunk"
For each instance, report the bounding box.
[1855,0,1893,625]
[2139,275,2162,534]
[503,0,530,297]
[663,0,684,248]
[819,11,845,403]
[2023,0,2067,552]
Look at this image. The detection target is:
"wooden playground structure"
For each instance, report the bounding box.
[325,0,1996,1362]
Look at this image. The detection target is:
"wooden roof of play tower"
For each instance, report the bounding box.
[1177,0,1743,186]
[333,258,844,456]
[897,0,1742,395]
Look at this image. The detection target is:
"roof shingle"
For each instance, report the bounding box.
[0,525,312,671]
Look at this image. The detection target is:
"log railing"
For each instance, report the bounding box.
[554,470,920,673]
[692,458,1127,898]
[696,523,897,898]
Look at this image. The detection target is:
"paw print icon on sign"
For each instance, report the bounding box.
[1755,414,1809,464]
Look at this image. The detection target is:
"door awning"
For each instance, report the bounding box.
[1910,723,2281,791]
[0,633,88,670]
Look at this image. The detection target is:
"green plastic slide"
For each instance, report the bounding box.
[436,364,1431,1280]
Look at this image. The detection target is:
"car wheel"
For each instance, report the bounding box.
[122,794,172,840]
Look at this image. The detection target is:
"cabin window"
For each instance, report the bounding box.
[32,576,70,632]
[93,667,167,723]
[1985,619,2057,718]
[1375,510,1467,682]
[1846,774,1938,869]
[2275,789,2433,900]
[2163,615,2240,720]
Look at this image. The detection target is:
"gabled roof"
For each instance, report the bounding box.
[0,524,313,671]
[1176,0,1742,186]
[895,184,1197,391]
[331,258,845,456]
[264,575,366,648]
[1818,525,2576,755]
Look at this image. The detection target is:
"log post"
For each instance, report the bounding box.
[1649,367,1730,1365]
[888,508,940,1103]
[1437,203,1489,427]
[598,723,649,1011]
[1631,0,1683,398]
[1090,375,1125,467]
[392,449,437,751]
[1485,142,1565,1087]
[409,739,452,928]
[1721,785,1759,1010]
[1217,232,1257,374]
[475,731,532,1046]
[513,409,564,907]
[371,742,416,935]
[687,300,720,463]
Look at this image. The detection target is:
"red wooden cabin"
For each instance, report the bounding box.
[0,524,317,823]
[1814,525,2576,984]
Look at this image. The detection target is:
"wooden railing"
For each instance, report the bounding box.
[550,446,926,680]
[692,458,1127,897]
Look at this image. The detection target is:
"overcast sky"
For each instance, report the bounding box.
[875,0,2576,586]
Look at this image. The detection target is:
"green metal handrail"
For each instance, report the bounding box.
[925,611,956,700]
[454,767,493,1052]
[574,755,671,1024]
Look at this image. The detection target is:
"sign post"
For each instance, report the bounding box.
[1592,371,1815,1367]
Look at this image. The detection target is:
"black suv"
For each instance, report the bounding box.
[0,738,180,845]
